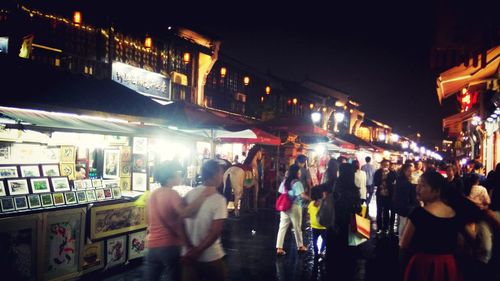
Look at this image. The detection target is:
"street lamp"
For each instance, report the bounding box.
[265,86,271,95]
[311,112,321,123]
[183,52,190,64]
[220,67,227,78]
[390,134,399,143]
[243,76,250,86]
[334,112,345,123]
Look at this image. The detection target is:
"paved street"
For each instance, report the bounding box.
[99,205,401,281]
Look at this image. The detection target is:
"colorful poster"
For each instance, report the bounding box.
[47,221,79,274]
[106,236,126,268]
[128,230,146,260]
[90,202,147,239]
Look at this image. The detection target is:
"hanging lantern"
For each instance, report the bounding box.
[144,35,152,49]
[292,98,298,105]
[322,107,327,112]
[260,96,264,103]
[309,103,314,110]
[73,11,82,24]
[220,67,227,78]
[183,52,190,64]
[265,86,271,95]
[243,76,250,86]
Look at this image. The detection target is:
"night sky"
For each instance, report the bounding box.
[23,1,494,145]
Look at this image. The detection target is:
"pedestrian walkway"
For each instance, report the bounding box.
[96,207,401,281]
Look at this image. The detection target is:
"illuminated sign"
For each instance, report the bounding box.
[112,61,170,100]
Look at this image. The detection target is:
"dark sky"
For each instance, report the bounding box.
[25,1,487,144]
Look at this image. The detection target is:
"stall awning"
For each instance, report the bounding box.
[259,116,328,137]
[331,136,356,150]
[443,109,478,137]
[0,106,196,139]
[437,46,500,103]
[182,128,280,146]
[340,134,381,151]
[219,128,280,146]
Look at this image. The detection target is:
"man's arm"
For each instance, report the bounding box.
[174,188,216,219]
[183,219,225,259]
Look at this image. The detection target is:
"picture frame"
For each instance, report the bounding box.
[73,179,85,190]
[40,193,54,207]
[132,173,147,192]
[103,179,119,189]
[0,180,6,196]
[120,146,131,162]
[103,149,120,179]
[112,187,122,199]
[41,164,60,177]
[95,189,105,201]
[7,178,30,195]
[60,145,76,163]
[42,207,86,281]
[90,201,147,240]
[65,192,77,205]
[27,194,41,208]
[120,177,131,191]
[0,197,15,212]
[0,165,19,179]
[106,235,127,269]
[120,162,131,177]
[52,192,65,206]
[92,178,102,188]
[14,196,28,210]
[80,241,104,274]
[50,177,71,192]
[20,165,41,177]
[103,188,113,200]
[75,190,87,203]
[60,163,76,180]
[0,213,42,280]
[132,155,147,173]
[83,179,93,189]
[86,190,97,202]
[30,177,51,194]
[133,137,148,155]
[128,230,146,260]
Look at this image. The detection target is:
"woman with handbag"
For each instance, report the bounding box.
[275,164,311,256]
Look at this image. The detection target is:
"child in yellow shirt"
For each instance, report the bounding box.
[307,187,327,257]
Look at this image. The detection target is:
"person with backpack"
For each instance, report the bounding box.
[275,164,311,256]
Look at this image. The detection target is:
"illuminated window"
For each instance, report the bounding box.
[356,127,371,142]
[54,58,60,67]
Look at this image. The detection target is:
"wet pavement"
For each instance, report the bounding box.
[96,203,402,281]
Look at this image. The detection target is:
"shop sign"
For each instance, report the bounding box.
[112,61,170,100]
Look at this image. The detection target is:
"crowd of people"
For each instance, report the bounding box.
[274,155,500,281]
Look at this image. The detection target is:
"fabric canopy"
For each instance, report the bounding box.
[437,46,500,103]
[259,116,328,137]
[219,128,280,146]
[182,128,280,146]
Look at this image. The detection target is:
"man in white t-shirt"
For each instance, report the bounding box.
[182,159,228,281]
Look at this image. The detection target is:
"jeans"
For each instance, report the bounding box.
[276,203,304,249]
[143,246,181,281]
[376,195,395,232]
[182,258,228,281]
[312,228,326,255]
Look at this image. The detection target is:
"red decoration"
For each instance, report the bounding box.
[458,90,478,112]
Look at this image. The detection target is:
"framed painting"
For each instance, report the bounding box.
[0,165,19,179]
[92,179,102,188]
[0,180,6,196]
[95,189,106,201]
[85,190,97,202]
[0,143,11,161]
[120,146,131,162]
[7,178,30,195]
[120,177,131,191]
[52,193,65,206]
[103,179,119,189]
[40,193,54,207]
[42,207,86,281]
[0,214,42,280]
[60,163,76,180]
[64,192,77,205]
[112,187,122,199]
[132,173,147,192]
[80,241,104,274]
[14,196,28,210]
[73,179,85,190]
[41,164,60,177]
[83,179,93,189]
[20,165,40,178]
[132,155,146,173]
[29,178,50,194]
[43,146,60,163]
[27,194,41,209]
[103,149,120,179]
[103,188,113,200]
[132,137,147,155]
[128,230,146,260]
[60,145,76,163]
[90,201,147,240]
[75,191,87,204]
[50,177,71,192]
[106,235,127,269]
[1,197,15,212]
[120,162,131,177]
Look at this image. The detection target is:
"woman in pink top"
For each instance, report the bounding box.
[144,161,214,281]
